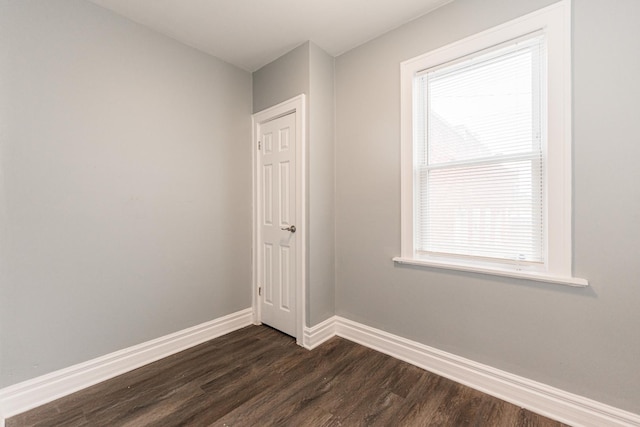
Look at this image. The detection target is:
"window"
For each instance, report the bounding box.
[395,1,587,287]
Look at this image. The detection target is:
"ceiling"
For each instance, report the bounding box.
[89,0,453,72]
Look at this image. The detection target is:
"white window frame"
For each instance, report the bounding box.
[394,0,587,287]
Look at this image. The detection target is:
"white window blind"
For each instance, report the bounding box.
[414,34,546,264]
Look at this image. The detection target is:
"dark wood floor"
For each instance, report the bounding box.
[7,325,570,427]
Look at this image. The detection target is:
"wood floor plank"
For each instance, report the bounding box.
[6,326,570,427]
[212,339,372,426]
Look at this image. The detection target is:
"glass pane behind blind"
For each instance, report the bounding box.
[426,39,542,165]
[416,35,545,263]
[419,160,543,261]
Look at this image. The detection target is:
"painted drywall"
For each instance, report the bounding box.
[308,44,336,325]
[0,0,252,387]
[252,43,310,114]
[335,0,640,414]
[252,42,336,327]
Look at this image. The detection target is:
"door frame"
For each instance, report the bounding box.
[252,94,306,346]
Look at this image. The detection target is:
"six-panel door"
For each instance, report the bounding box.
[258,112,297,337]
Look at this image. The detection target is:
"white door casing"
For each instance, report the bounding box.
[252,95,305,344]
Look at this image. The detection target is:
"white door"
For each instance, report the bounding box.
[257,112,297,336]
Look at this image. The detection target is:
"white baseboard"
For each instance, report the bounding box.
[0,308,253,424]
[304,316,640,427]
[302,316,337,350]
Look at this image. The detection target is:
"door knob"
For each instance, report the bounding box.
[281,225,296,233]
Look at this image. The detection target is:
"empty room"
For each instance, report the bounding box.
[1,0,639,426]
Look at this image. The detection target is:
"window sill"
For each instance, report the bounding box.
[392,257,588,288]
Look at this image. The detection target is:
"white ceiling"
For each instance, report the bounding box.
[89,0,453,72]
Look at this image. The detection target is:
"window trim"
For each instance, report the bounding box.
[394,0,588,287]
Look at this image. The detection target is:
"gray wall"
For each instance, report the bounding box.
[308,44,335,325]
[335,0,640,414]
[253,42,336,326]
[252,43,310,114]
[0,0,252,387]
